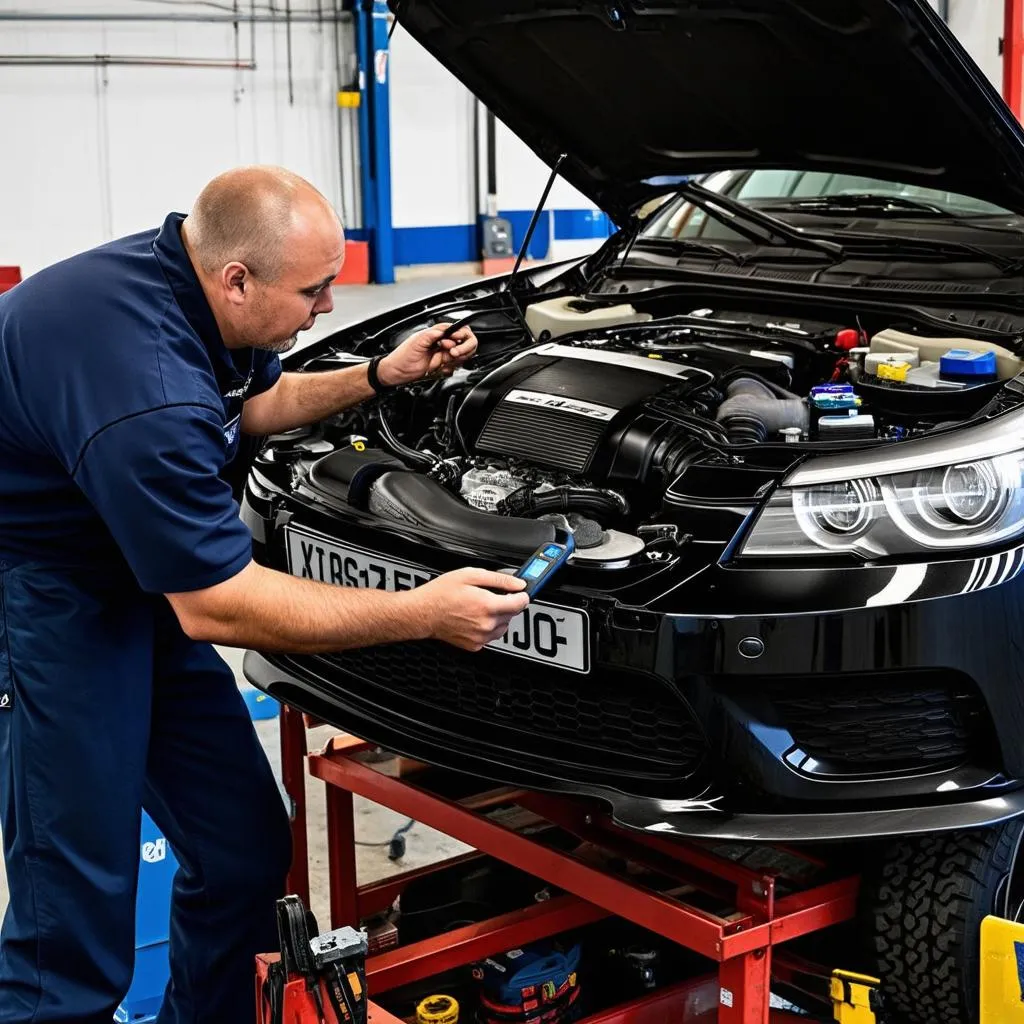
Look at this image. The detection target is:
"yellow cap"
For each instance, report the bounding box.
[876,360,911,382]
[337,90,361,108]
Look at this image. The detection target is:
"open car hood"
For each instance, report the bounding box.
[390,0,1024,222]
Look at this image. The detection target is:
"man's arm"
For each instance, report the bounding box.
[241,365,376,436]
[240,321,477,436]
[167,561,529,653]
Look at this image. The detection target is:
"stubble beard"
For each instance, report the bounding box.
[262,333,299,354]
[242,329,298,354]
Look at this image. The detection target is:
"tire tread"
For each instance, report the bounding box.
[866,822,1022,1024]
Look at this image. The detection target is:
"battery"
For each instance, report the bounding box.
[817,412,875,440]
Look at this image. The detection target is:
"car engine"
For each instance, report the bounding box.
[288,302,1023,564]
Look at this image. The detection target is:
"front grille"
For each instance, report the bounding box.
[313,641,706,779]
[764,676,987,772]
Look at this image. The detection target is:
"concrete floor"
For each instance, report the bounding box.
[0,271,479,932]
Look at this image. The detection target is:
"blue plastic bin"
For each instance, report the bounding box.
[115,811,179,1023]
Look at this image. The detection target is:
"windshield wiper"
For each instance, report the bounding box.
[677,181,845,260]
[759,193,957,218]
[632,236,839,268]
[835,233,1023,272]
[631,237,747,265]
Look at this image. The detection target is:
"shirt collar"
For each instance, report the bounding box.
[152,212,248,388]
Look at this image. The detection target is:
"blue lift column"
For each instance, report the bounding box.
[353,0,395,284]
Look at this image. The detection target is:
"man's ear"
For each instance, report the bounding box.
[222,262,249,306]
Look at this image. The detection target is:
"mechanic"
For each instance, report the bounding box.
[0,165,529,1024]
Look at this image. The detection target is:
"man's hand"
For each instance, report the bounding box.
[408,567,529,650]
[377,322,478,387]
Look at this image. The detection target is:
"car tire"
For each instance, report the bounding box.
[862,819,1024,1024]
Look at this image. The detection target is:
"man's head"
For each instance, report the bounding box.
[182,166,345,353]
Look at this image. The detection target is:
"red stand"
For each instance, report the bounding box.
[1007,0,1024,121]
[276,726,858,1024]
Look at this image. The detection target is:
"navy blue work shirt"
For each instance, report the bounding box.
[0,213,281,593]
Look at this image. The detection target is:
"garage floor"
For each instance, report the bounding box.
[0,272,480,930]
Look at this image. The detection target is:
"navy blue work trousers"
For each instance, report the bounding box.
[0,563,292,1023]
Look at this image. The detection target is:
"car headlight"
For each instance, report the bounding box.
[740,410,1024,558]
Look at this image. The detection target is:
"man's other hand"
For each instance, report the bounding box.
[377,322,478,386]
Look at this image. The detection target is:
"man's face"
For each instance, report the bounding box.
[238,212,345,354]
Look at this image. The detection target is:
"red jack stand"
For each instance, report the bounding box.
[275,706,860,1024]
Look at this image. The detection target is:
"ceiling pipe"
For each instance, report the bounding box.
[0,54,256,68]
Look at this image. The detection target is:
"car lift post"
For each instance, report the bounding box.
[1006,0,1024,120]
[281,731,863,1024]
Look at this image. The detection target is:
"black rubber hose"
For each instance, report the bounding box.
[377,405,437,470]
[715,376,807,444]
[498,486,630,520]
[720,413,769,444]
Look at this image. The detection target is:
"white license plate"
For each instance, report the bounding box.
[285,527,590,673]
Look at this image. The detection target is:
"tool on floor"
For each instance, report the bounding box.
[415,994,460,1024]
[829,969,880,1024]
[260,895,368,1024]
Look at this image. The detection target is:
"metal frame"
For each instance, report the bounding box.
[352,0,395,284]
[277,709,859,1024]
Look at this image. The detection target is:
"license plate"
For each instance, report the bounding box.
[285,527,590,673]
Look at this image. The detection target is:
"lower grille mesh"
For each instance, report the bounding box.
[765,677,986,770]
[314,641,706,777]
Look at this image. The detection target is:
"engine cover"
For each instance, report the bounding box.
[455,343,712,479]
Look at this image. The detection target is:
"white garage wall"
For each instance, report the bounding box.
[387,25,604,265]
[946,0,1004,90]
[0,0,1014,278]
[0,1,344,277]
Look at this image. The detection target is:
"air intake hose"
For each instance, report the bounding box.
[498,485,630,520]
[715,377,808,444]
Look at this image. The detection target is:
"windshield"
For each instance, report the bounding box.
[641,169,1013,242]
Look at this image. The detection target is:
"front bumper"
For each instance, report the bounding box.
[242,473,1024,842]
[244,647,1024,841]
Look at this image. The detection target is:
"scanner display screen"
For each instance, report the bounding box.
[523,557,549,580]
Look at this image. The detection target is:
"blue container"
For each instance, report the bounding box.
[940,348,997,381]
[115,812,178,1023]
[242,686,280,721]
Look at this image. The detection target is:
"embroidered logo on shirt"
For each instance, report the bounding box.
[224,415,241,448]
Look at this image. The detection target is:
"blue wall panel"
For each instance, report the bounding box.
[388,208,611,267]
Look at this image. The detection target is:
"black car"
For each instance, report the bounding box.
[242,2,1024,1019]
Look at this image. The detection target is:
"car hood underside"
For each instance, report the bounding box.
[391,0,1024,220]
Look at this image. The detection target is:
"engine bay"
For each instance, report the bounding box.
[274,295,1024,566]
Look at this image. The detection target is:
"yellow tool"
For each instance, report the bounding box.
[980,915,1024,1022]
[829,969,879,1024]
[415,994,459,1024]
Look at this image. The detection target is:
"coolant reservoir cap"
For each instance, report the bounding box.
[940,348,997,380]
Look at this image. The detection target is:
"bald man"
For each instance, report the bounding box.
[0,166,529,1024]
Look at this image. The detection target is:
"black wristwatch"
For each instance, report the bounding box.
[366,354,399,394]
